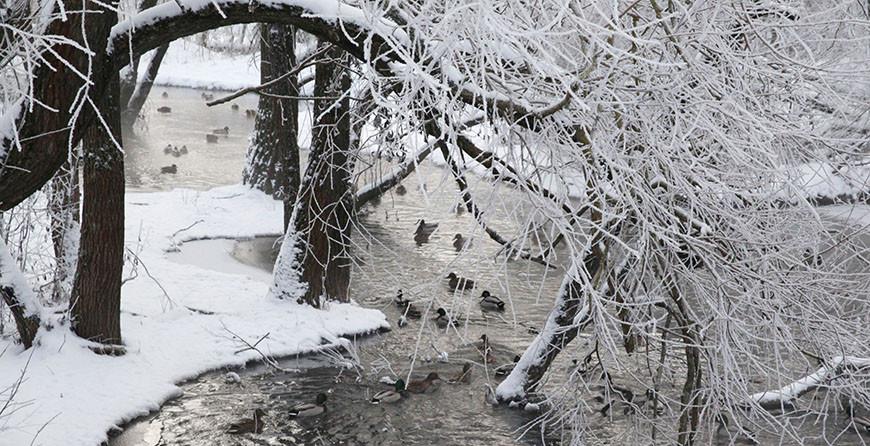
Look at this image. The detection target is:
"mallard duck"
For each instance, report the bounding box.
[179,145,188,154]
[433,308,455,328]
[213,126,230,135]
[160,164,177,174]
[156,106,171,113]
[289,393,327,418]
[452,234,470,251]
[394,289,409,307]
[479,290,505,311]
[395,184,407,195]
[227,408,266,434]
[446,272,475,290]
[478,334,496,363]
[415,219,438,234]
[245,109,257,119]
[450,362,473,384]
[231,103,240,111]
[163,144,173,154]
[206,134,219,143]
[402,303,422,319]
[495,355,521,377]
[406,372,441,394]
[201,92,214,101]
[161,91,169,98]
[171,146,182,157]
[371,378,406,404]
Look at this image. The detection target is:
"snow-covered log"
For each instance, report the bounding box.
[0,239,42,348]
[748,356,870,411]
[496,264,593,401]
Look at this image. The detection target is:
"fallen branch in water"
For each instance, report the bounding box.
[748,356,870,410]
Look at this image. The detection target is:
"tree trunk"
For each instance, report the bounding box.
[68,12,125,345]
[243,25,299,230]
[122,43,169,125]
[282,44,353,307]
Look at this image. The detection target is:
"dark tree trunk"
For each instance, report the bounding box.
[68,4,124,345]
[292,44,353,306]
[0,240,40,349]
[122,43,169,125]
[243,24,299,230]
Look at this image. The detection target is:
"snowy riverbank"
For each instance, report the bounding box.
[136,40,260,91]
[0,185,388,446]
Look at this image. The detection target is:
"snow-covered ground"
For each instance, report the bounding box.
[0,185,388,446]
[136,40,260,90]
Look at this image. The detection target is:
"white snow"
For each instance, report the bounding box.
[749,356,870,409]
[136,40,260,91]
[0,184,388,446]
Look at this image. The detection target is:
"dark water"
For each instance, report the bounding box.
[113,86,870,446]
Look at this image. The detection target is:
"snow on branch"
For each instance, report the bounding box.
[748,356,870,410]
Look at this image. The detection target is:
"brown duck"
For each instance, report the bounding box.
[405,372,442,394]
[227,408,266,434]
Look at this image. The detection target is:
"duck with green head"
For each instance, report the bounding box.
[371,378,407,404]
[289,393,328,418]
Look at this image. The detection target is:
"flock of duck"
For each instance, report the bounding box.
[225,332,520,435]
[156,90,250,175]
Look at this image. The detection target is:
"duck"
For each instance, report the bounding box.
[206,134,219,143]
[161,91,169,98]
[452,233,470,251]
[478,334,496,363]
[479,290,505,311]
[395,184,407,195]
[179,145,188,154]
[450,362,473,384]
[163,144,173,154]
[213,126,230,136]
[201,92,214,101]
[371,378,406,404]
[415,219,438,234]
[160,164,178,174]
[227,408,266,434]
[397,316,408,327]
[231,103,239,111]
[245,109,257,119]
[156,106,171,113]
[401,302,422,319]
[289,393,327,418]
[433,308,456,328]
[171,146,182,157]
[405,372,441,394]
[225,371,242,384]
[394,289,409,307]
[495,355,521,377]
[446,272,475,290]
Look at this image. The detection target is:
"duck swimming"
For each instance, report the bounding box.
[450,362,473,384]
[433,308,457,328]
[395,184,407,195]
[227,408,266,434]
[495,355,521,377]
[452,233,470,251]
[446,272,475,290]
[160,164,177,174]
[402,302,422,319]
[163,144,173,154]
[406,372,441,394]
[394,289,409,307]
[206,134,219,143]
[371,378,406,404]
[156,106,171,113]
[213,126,230,135]
[289,393,327,418]
[479,290,505,311]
